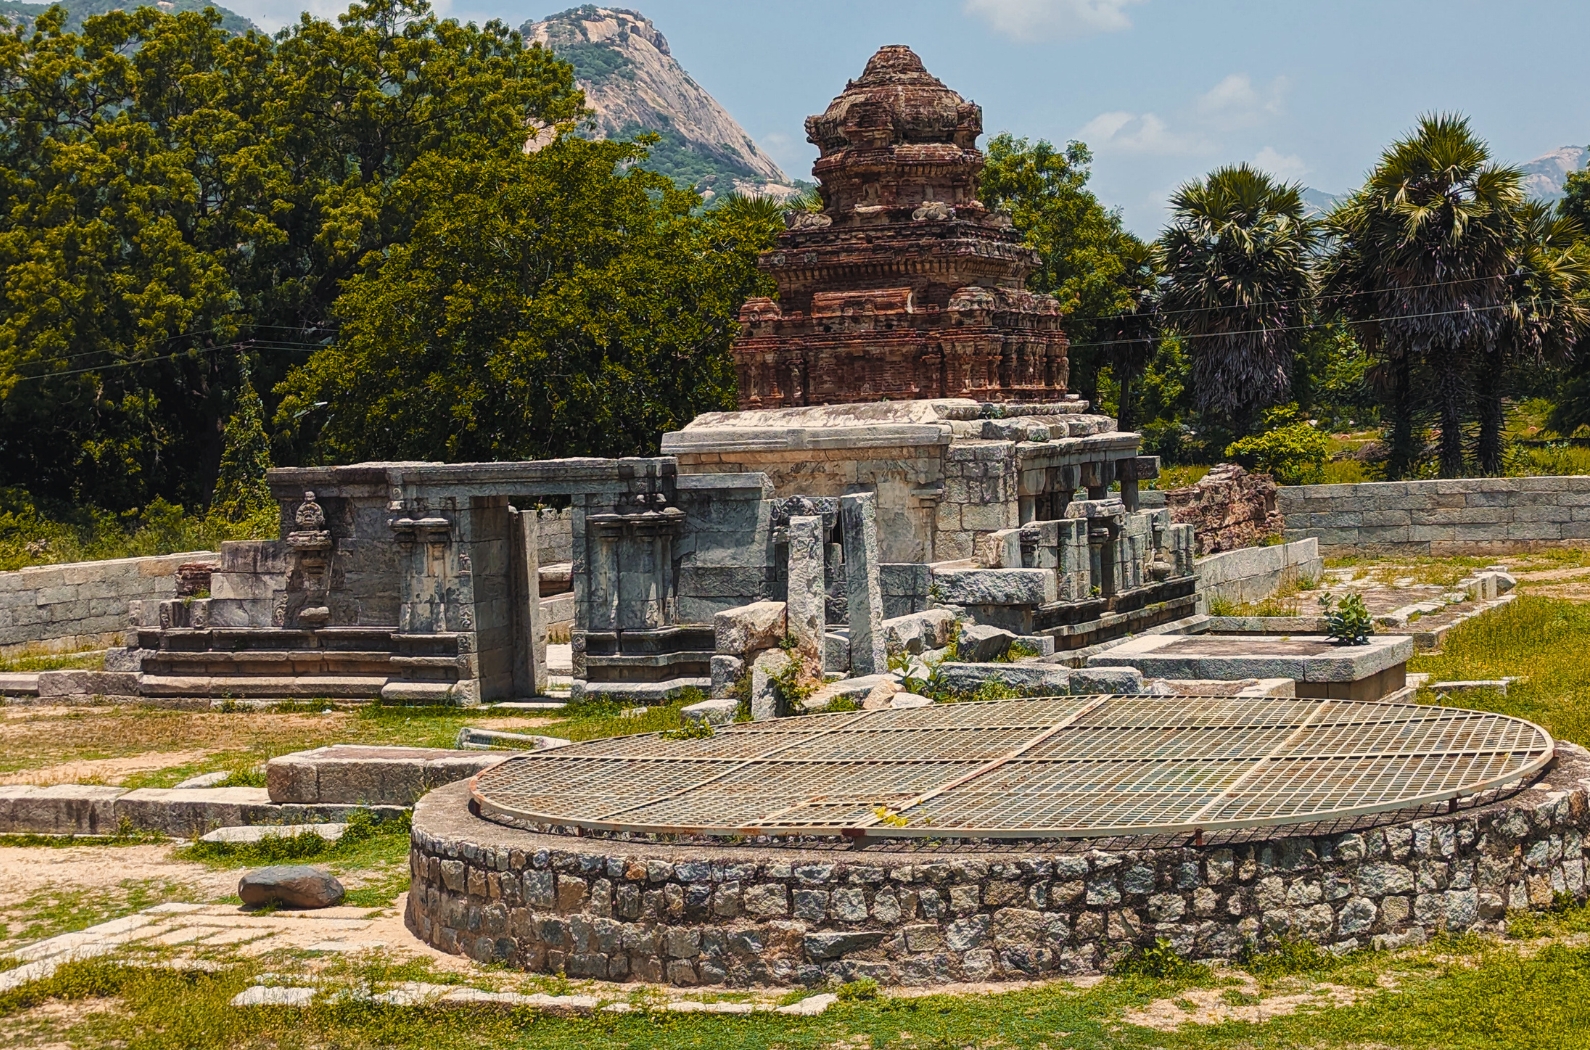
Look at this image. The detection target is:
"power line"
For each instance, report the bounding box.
[5,339,325,384]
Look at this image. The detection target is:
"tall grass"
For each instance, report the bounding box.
[1412,596,1590,745]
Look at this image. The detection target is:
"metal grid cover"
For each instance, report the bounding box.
[469,695,1554,840]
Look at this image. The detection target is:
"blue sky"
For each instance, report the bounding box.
[230,0,1590,236]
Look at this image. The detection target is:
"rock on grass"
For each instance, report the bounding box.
[239,865,345,909]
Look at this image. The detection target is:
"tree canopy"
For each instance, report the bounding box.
[274,147,780,462]
[0,0,585,512]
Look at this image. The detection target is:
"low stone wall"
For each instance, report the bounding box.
[406,750,1590,987]
[1196,538,1323,609]
[0,551,211,656]
[1280,476,1590,555]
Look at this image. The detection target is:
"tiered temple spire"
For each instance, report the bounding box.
[732,45,1071,408]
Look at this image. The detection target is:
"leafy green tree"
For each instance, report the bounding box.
[1321,115,1523,478]
[273,142,780,462]
[0,0,584,512]
[979,135,1158,413]
[209,359,274,525]
[1225,405,1330,485]
[1156,164,1316,429]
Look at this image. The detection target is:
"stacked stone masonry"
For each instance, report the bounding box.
[0,551,214,656]
[409,747,1590,986]
[1281,476,1590,555]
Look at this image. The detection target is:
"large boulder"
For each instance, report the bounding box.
[882,609,956,655]
[714,601,787,657]
[956,623,1017,663]
[239,865,345,909]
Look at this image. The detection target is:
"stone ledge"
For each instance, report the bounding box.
[406,745,1590,987]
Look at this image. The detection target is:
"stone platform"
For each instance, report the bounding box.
[406,743,1589,986]
[1087,634,1413,701]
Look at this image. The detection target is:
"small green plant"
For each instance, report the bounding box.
[1112,937,1211,981]
[994,640,1040,662]
[659,719,714,741]
[768,649,818,712]
[970,680,1022,703]
[835,976,880,1001]
[1320,592,1373,645]
[823,696,860,713]
[1207,595,1238,617]
[1236,937,1342,978]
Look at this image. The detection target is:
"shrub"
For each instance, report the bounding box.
[1112,938,1211,981]
[1224,405,1330,485]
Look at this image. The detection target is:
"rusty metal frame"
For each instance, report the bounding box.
[468,695,1554,841]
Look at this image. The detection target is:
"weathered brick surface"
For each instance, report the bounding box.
[1281,476,1590,555]
[0,552,211,655]
[408,745,1590,986]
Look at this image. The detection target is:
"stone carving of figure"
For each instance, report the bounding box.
[912,200,954,221]
[296,491,326,532]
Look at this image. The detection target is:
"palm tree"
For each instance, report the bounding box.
[1096,235,1160,432]
[1475,204,1590,472]
[1156,164,1316,428]
[1320,115,1522,478]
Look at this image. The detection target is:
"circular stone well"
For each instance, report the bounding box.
[408,696,1588,987]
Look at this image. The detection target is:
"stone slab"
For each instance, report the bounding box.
[1087,633,1414,684]
[200,823,347,844]
[266,745,508,805]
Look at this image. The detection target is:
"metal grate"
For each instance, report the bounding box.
[469,695,1553,841]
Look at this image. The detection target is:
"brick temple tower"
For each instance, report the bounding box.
[731,45,1071,409]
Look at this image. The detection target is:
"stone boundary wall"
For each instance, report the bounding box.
[407,751,1590,987]
[0,551,211,656]
[1196,538,1323,609]
[1280,476,1590,555]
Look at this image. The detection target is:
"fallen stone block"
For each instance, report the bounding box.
[266,745,507,805]
[455,728,568,751]
[0,672,39,697]
[200,823,347,845]
[882,609,955,655]
[35,670,139,699]
[750,648,799,720]
[709,654,744,698]
[0,784,126,835]
[239,865,345,909]
[681,696,740,726]
[934,662,1071,697]
[232,986,317,1007]
[1070,667,1144,695]
[173,771,230,789]
[957,623,1017,662]
[803,673,898,712]
[931,567,1056,607]
[776,993,838,1016]
[115,787,269,836]
[714,600,787,657]
[889,692,933,709]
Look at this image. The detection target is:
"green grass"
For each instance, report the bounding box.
[12,936,1590,1049]
[0,879,188,947]
[0,647,106,673]
[1412,595,1590,745]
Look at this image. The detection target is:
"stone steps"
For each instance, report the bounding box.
[138,674,389,699]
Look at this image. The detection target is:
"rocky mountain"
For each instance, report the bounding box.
[0,0,253,34]
[1300,187,1345,218]
[521,5,798,200]
[1519,146,1588,201]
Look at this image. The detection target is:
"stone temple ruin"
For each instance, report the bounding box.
[124,48,1199,710]
[83,46,1574,989]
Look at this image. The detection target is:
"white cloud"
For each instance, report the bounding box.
[963,0,1145,41]
[1195,73,1289,130]
[1251,146,1309,182]
[1079,111,1206,156]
